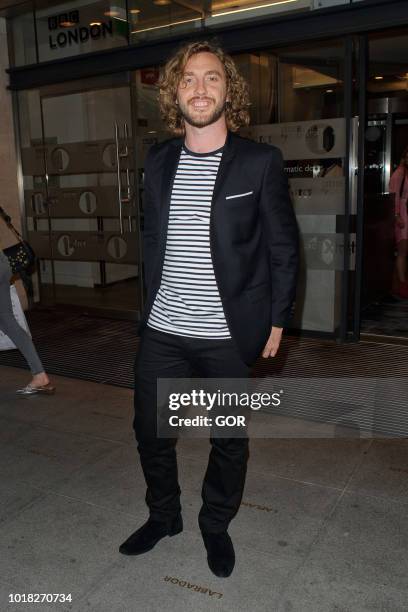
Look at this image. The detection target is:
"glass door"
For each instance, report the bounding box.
[360,28,408,339]
[19,73,143,319]
[234,39,355,337]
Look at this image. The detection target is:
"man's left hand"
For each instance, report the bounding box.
[262,326,283,358]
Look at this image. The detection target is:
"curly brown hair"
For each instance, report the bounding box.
[158,40,251,135]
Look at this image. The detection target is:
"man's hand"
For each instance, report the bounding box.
[262,326,283,358]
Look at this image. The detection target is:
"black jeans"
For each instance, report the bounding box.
[133,326,251,534]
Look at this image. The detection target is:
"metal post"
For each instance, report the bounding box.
[339,35,353,341]
[352,34,368,341]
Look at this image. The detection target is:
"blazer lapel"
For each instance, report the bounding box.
[160,138,182,215]
[158,138,182,255]
[211,130,237,208]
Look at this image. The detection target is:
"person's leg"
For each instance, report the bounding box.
[133,327,193,524]
[186,338,251,534]
[0,268,45,378]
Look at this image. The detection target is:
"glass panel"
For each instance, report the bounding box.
[18,73,143,318]
[35,0,128,63]
[132,67,168,159]
[128,0,203,43]
[6,1,37,67]
[277,43,344,122]
[205,0,310,29]
[361,27,408,337]
[236,40,349,334]
[128,0,311,44]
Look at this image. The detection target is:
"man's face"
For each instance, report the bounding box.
[177,52,228,129]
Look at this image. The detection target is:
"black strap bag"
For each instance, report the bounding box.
[1,206,36,295]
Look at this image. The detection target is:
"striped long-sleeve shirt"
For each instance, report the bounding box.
[147,144,231,338]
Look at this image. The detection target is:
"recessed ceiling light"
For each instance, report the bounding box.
[153,0,172,5]
[90,21,102,26]
[59,20,76,27]
[374,76,384,80]
[104,10,120,16]
[130,8,141,13]
[326,89,333,93]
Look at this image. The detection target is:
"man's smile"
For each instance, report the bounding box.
[190,98,213,110]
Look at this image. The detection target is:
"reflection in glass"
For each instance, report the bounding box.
[128,0,309,43]
[232,41,347,333]
[361,28,408,329]
[7,1,36,66]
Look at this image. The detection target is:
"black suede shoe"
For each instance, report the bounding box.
[201,531,235,577]
[119,515,183,556]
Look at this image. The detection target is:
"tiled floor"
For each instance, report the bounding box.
[1,365,408,612]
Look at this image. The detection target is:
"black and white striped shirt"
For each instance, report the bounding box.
[147,144,231,338]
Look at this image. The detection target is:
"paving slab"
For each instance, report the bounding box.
[0,478,44,525]
[0,492,137,601]
[0,428,121,490]
[72,530,296,612]
[277,491,408,612]
[246,438,372,488]
[0,415,33,444]
[175,456,342,561]
[54,443,147,518]
[0,366,134,444]
[346,438,408,503]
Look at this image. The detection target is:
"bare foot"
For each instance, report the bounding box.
[29,372,50,388]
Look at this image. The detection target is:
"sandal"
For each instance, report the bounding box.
[16,383,56,395]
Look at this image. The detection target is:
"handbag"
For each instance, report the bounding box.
[0,206,36,275]
[3,240,36,275]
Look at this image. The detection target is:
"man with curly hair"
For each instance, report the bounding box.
[119,41,299,578]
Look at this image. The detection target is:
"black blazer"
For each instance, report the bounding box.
[139,130,299,365]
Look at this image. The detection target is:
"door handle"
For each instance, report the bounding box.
[114,121,124,234]
[123,122,133,231]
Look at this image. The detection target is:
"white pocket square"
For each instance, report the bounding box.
[225,191,253,200]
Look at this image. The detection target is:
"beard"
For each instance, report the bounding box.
[178,95,226,128]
